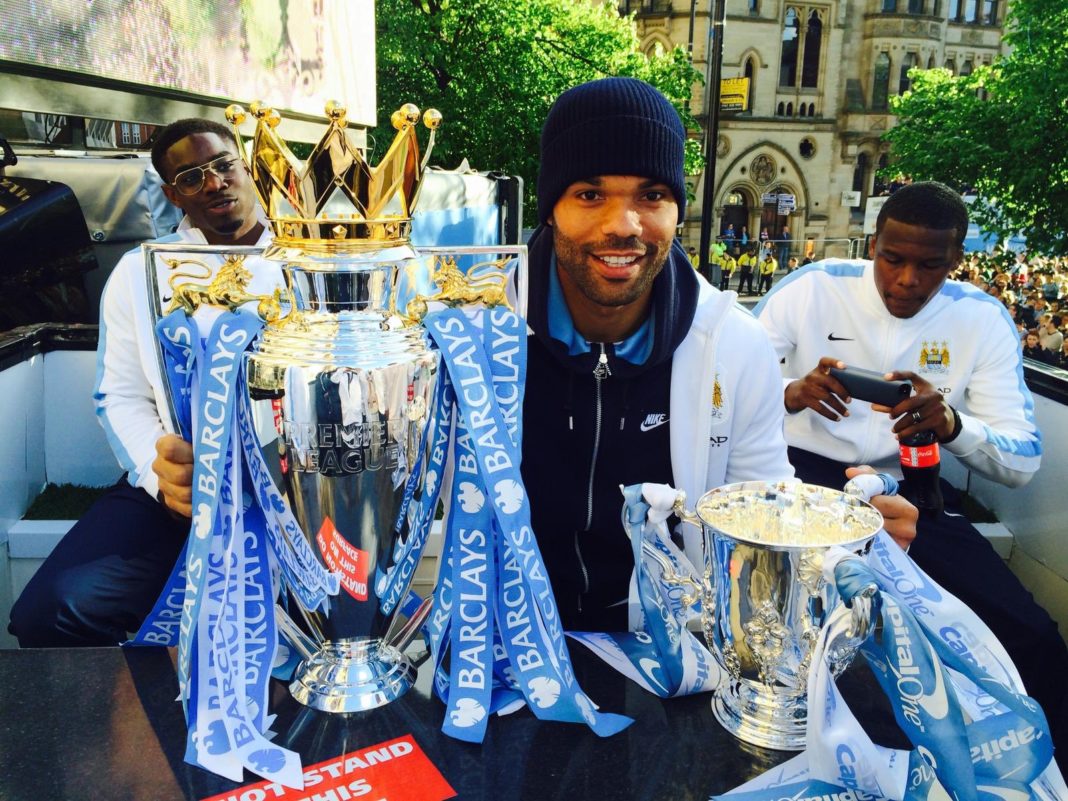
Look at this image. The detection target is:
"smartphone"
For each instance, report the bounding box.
[829,366,912,407]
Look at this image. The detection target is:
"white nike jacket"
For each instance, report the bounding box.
[755,259,1042,488]
[670,276,796,566]
[94,220,278,500]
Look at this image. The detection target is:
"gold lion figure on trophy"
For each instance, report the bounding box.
[165,255,288,322]
[403,256,511,320]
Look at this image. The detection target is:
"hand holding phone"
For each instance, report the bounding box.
[829,366,912,407]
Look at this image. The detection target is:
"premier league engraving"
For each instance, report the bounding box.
[678,481,883,750]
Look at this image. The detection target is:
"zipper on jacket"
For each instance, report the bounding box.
[577,346,611,613]
[586,345,610,530]
[574,532,590,609]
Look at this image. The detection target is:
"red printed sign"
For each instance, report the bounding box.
[899,442,940,468]
[316,517,370,601]
[199,735,456,801]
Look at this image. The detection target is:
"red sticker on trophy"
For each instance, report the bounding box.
[316,517,370,601]
[199,735,456,801]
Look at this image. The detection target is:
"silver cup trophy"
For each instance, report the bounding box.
[147,100,519,713]
[245,240,441,712]
[676,481,883,750]
[231,101,454,713]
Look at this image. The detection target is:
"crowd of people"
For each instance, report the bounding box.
[955,248,1068,368]
[686,235,807,297]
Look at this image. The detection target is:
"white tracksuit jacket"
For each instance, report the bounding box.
[669,276,796,565]
[755,259,1042,488]
[94,220,278,500]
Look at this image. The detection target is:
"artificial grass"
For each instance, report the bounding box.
[23,483,110,520]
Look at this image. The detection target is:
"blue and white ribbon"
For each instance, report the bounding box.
[130,309,338,790]
[423,307,631,741]
[568,483,721,698]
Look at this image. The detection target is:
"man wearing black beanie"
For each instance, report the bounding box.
[519,77,798,632]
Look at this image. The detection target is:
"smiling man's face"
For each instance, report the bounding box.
[550,174,677,315]
[159,132,260,245]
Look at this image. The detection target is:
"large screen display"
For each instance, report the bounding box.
[0,0,376,125]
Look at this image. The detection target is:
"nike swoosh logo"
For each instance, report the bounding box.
[918,657,950,720]
[639,657,669,694]
[827,333,854,341]
[640,417,669,432]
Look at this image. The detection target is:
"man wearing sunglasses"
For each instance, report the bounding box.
[9,118,275,648]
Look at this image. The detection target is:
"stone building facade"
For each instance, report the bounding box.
[616,0,1007,259]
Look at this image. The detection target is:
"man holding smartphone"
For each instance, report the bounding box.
[755,181,1066,765]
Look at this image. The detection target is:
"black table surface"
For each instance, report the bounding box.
[0,645,908,801]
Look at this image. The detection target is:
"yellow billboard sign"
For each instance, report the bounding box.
[720,77,750,112]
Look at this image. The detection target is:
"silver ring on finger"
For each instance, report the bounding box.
[911,410,923,423]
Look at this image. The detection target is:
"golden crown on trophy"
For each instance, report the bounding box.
[224,100,442,249]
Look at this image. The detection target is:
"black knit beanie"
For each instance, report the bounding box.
[537,77,687,224]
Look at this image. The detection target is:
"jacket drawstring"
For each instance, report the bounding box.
[565,372,575,430]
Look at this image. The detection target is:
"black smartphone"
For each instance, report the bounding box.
[829,366,912,407]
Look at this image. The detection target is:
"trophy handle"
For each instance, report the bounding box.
[640,543,702,610]
[844,583,878,641]
[384,596,433,654]
[671,490,703,528]
[402,254,513,323]
[275,604,319,663]
[823,582,878,673]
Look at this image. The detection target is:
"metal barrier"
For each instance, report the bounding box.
[713,237,866,263]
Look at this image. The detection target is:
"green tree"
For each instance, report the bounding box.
[374,0,703,225]
[884,0,1068,254]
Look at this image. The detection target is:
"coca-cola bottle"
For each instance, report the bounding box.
[899,430,944,518]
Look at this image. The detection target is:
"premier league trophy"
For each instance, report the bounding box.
[228,100,448,712]
[675,481,883,750]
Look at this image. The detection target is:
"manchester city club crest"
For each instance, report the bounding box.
[918,340,950,374]
[710,371,728,420]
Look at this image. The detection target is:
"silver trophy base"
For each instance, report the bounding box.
[712,680,807,751]
[290,640,417,713]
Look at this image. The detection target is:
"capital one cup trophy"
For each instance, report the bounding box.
[151,98,495,715]
[674,481,883,750]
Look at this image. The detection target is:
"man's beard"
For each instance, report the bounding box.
[553,230,672,308]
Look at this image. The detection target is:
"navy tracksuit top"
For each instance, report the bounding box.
[520,226,699,633]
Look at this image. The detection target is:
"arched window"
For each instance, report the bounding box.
[982,0,997,23]
[960,58,973,76]
[899,52,917,94]
[801,10,822,87]
[944,57,956,73]
[853,153,870,196]
[964,0,977,22]
[749,0,759,12]
[948,0,962,18]
[777,101,786,116]
[927,53,936,69]
[786,102,794,116]
[779,8,800,86]
[872,53,891,111]
[745,58,756,111]
[780,6,825,89]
